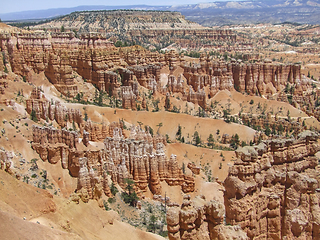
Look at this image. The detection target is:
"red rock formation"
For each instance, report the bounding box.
[121,86,137,110]
[0,150,14,175]
[104,126,194,194]
[0,32,116,97]
[32,122,194,201]
[187,162,200,175]
[167,74,185,94]
[231,61,303,96]
[166,195,248,240]
[187,87,207,109]
[224,131,320,239]
[1,30,311,112]
[26,88,83,127]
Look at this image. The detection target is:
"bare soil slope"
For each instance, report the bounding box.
[0,171,164,240]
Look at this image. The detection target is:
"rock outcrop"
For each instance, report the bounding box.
[167,195,248,240]
[0,150,14,175]
[32,123,195,200]
[1,28,313,118]
[1,29,309,107]
[104,125,194,194]
[224,131,320,239]
[26,87,83,127]
[121,86,137,110]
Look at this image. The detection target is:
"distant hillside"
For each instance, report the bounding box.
[1,0,320,26]
[176,0,320,26]
[29,10,237,50]
[0,5,169,21]
[34,10,193,32]
[29,10,204,35]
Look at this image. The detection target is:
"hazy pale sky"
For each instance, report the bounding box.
[1,0,230,13]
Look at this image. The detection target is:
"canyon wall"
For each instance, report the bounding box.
[224,131,320,239]
[26,87,83,127]
[181,55,305,98]
[0,31,309,107]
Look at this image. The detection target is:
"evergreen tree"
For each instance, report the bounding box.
[121,179,139,207]
[230,134,240,149]
[110,182,118,196]
[193,131,201,146]
[98,90,103,106]
[165,96,170,110]
[207,134,215,148]
[30,109,38,122]
[156,122,163,135]
[265,126,271,136]
[148,215,157,233]
[176,124,182,140]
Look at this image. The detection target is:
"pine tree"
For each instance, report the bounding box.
[193,131,201,146]
[207,134,215,148]
[30,109,38,122]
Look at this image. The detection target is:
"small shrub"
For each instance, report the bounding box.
[108,197,116,204]
[103,200,109,211]
[110,182,118,196]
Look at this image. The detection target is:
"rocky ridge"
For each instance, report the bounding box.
[31,122,195,201]
[224,131,320,239]
[166,194,248,240]
[29,10,237,48]
[2,28,319,128]
[166,131,320,240]
[1,30,313,112]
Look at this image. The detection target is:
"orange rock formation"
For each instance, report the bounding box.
[166,195,248,240]
[31,123,195,200]
[224,131,320,239]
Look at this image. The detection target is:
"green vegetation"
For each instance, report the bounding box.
[207,134,215,148]
[121,179,139,207]
[103,200,109,211]
[110,182,118,196]
[30,109,38,122]
[193,131,201,146]
[185,51,200,58]
[156,122,163,135]
[230,134,240,150]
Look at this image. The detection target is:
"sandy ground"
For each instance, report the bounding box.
[0,171,164,240]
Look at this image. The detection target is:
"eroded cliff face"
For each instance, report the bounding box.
[0,31,310,106]
[224,131,320,239]
[181,54,305,99]
[26,87,83,127]
[32,123,195,201]
[166,195,248,240]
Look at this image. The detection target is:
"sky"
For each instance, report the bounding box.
[0,0,236,14]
